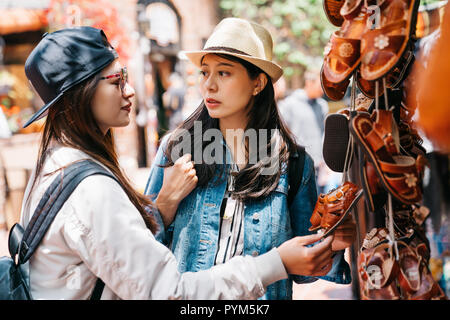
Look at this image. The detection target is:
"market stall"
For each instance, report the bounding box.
[316,0,448,299]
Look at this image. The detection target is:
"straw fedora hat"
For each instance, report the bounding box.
[183,17,283,83]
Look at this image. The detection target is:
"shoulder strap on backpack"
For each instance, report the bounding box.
[19,159,118,264]
[4,159,114,300]
[287,144,305,208]
[90,276,105,300]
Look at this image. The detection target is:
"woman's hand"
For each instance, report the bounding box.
[155,153,198,228]
[277,233,335,276]
[331,214,357,252]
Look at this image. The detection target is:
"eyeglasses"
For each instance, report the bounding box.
[100,66,128,93]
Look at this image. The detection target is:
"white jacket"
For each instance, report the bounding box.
[20,145,287,300]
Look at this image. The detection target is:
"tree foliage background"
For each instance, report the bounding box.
[219,0,337,86]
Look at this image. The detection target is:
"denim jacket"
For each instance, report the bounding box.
[144,135,351,300]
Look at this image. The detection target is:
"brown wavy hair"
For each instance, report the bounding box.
[27,70,158,234]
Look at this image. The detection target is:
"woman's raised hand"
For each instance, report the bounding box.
[155,153,198,227]
[277,233,335,276]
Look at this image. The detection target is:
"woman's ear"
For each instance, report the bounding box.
[253,73,268,96]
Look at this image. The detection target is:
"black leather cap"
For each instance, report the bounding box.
[23,26,118,128]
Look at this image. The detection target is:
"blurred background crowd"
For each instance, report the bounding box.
[0,0,448,299]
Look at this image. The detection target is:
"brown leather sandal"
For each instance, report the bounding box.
[309,181,363,237]
[324,0,364,26]
[322,0,368,84]
[350,110,423,204]
[397,241,421,294]
[356,45,415,98]
[358,240,401,300]
[320,64,350,101]
[405,243,447,300]
[359,229,447,300]
[410,277,447,300]
[324,0,346,26]
[360,0,420,81]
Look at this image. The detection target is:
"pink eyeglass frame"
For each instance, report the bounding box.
[100,66,128,92]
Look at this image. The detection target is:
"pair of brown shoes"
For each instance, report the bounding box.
[358,225,447,300]
[309,181,363,237]
[321,0,420,101]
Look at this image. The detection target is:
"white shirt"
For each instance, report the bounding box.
[20,144,287,300]
[215,164,244,265]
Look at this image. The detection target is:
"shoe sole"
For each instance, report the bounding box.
[323,113,350,172]
[321,189,363,238]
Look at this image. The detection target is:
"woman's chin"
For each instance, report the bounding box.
[206,108,224,119]
[111,118,131,129]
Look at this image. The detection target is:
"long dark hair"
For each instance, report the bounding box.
[27,67,158,233]
[164,53,298,201]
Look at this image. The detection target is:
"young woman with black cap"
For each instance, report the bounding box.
[19,26,336,300]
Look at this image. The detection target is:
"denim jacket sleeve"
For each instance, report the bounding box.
[144,134,173,245]
[289,153,352,285]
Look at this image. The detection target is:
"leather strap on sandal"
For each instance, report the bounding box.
[378,156,416,174]
[317,182,360,229]
[327,34,361,68]
[324,0,346,26]
[364,111,400,155]
[341,0,364,20]
[359,242,399,289]
[309,194,326,231]
[397,241,421,293]
[378,156,422,202]
[309,182,360,231]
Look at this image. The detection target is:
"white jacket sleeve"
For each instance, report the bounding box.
[62,175,287,300]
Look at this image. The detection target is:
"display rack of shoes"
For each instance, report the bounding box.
[314,0,448,300]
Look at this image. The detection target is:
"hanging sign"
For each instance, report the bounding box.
[145,2,179,47]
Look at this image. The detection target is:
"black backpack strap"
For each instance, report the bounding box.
[21,160,96,254]
[17,159,118,300]
[287,144,305,208]
[8,223,25,259]
[19,160,118,263]
[90,278,105,300]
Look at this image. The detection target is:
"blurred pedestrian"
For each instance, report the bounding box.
[162,72,185,130]
[278,67,332,194]
[145,18,354,300]
[19,26,337,300]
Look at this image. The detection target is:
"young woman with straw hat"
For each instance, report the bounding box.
[145,18,356,300]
